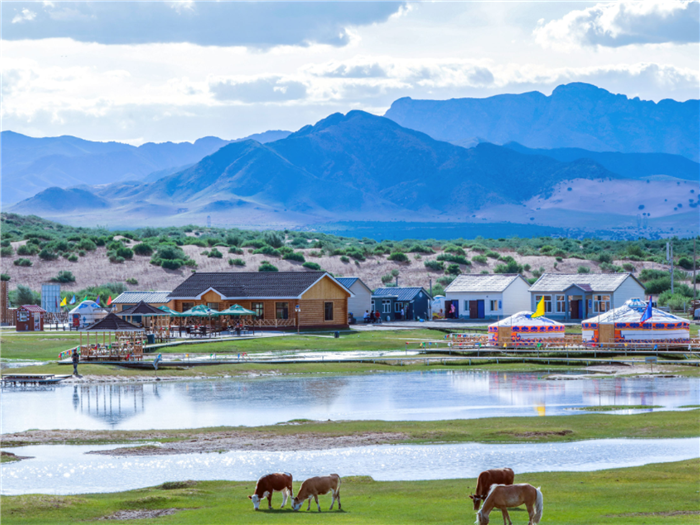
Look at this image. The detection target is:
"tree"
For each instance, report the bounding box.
[263,231,284,248]
[1,274,10,281]
[10,285,40,306]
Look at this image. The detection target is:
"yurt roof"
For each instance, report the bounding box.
[489,311,565,329]
[583,298,688,326]
[69,301,106,315]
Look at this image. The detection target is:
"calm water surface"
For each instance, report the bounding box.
[3,438,698,495]
[2,371,698,433]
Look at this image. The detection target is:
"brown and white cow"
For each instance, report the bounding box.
[248,472,294,511]
[291,474,341,512]
[470,468,515,511]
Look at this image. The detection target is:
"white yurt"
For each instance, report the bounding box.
[69,301,107,329]
[582,298,690,345]
[488,311,565,346]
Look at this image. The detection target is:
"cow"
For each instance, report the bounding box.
[291,474,341,512]
[248,472,294,511]
[470,468,515,511]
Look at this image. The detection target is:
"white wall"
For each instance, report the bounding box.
[502,278,532,316]
[347,282,372,318]
[444,291,504,318]
[612,275,646,309]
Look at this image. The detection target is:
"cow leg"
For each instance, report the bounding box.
[267,492,272,510]
[281,489,288,508]
[336,490,341,511]
[315,495,321,512]
[329,492,336,511]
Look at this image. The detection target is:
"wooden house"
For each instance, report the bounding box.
[167,272,352,329]
[16,304,46,332]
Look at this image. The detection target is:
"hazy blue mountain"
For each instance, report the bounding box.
[384,83,700,161]
[502,142,700,182]
[1,129,291,204]
[10,187,110,214]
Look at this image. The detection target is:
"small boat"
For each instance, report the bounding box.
[1,373,72,386]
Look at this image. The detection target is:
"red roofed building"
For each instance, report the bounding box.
[16,304,46,332]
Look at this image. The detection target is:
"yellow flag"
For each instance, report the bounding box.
[532,296,545,318]
[60,296,67,307]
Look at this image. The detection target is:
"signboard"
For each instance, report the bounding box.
[41,284,61,313]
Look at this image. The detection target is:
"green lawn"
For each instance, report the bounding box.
[0,333,83,361]
[2,460,698,524]
[8,410,699,447]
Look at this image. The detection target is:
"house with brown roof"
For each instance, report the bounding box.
[167,271,353,329]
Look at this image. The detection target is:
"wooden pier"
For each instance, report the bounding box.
[1,373,72,386]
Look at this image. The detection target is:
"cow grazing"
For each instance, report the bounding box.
[248,472,294,511]
[470,468,515,511]
[291,474,341,512]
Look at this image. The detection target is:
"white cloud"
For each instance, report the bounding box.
[12,8,36,24]
[209,76,307,103]
[534,1,700,49]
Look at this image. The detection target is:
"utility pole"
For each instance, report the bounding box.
[694,238,697,300]
[667,241,674,294]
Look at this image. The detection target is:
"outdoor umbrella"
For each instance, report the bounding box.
[180,304,221,317]
[158,305,182,317]
[219,304,257,316]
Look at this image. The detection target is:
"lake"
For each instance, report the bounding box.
[3,371,697,433]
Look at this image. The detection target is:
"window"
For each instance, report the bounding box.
[556,295,566,313]
[382,300,391,313]
[182,302,194,312]
[593,295,611,313]
[395,302,402,313]
[535,295,552,312]
[275,302,289,320]
[490,300,498,311]
[251,302,264,318]
[324,302,334,321]
[207,302,220,311]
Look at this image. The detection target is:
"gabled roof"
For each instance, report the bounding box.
[373,287,432,302]
[20,304,46,313]
[168,272,351,300]
[112,291,171,304]
[336,277,372,293]
[82,312,144,332]
[445,274,527,293]
[529,273,642,293]
[118,301,169,316]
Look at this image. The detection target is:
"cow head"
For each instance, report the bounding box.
[470,494,482,511]
[291,497,303,511]
[248,494,261,510]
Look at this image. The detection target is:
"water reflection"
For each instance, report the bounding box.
[3,438,698,496]
[2,371,698,434]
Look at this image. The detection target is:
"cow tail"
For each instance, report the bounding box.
[533,487,544,524]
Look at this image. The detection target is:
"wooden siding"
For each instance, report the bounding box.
[301,275,351,300]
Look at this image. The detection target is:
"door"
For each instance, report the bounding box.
[477,300,485,319]
[469,301,479,318]
[570,300,580,319]
[33,313,41,331]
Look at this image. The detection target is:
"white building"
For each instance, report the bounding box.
[528,273,646,321]
[336,277,372,320]
[444,274,531,320]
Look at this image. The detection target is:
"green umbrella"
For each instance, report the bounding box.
[180,304,221,317]
[158,305,182,316]
[219,304,257,316]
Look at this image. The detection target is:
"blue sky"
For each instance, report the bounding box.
[2,1,698,144]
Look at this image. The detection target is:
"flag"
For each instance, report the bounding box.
[95,295,101,306]
[532,296,546,318]
[82,295,88,302]
[70,295,76,304]
[640,296,653,323]
[107,296,112,306]
[60,296,67,307]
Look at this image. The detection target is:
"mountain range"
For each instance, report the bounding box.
[4,83,698,237]
[385,83,700,162]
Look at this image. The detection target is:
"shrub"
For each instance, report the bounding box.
[302,261,322,271]
[639,269,667,282]
[1,274,10,281]
[494,259,524,274]
[553,250,567,258]
[259,261,278,272]
[658,291,692,310]
[472,255,488,264]
[76,238,97,251]
[116,246,134,260]
[17,244,37,256]
[228,258,246,267]
[200,251,209,256]
[226,234,242,247]
[253,245,281,257]
[345,247,366,261]
[161,259,183,270]
[597,253,613,264]
[78,250,86,257]
[532,266,545,278]
[208,248,223,258]
[577,265,591,274]
[555,257,563,262]
[381,273,394,284]
[443,244,466,256]
[408,244,434,254]
[471,243,487,253]
[486,251,500,259]
[424,260,444,271]
[523,263,531,272]
[38,248,58,261]
[242,239,267,249]
[51,270,76,283]
[445,264,461,275]
[644,276,671,295]
[14,258,32,267]
[678,257,696,270]
[436,276,454,287]
[228,247,243,254]
[340,255,350,263]
[133,243,154,256]
[126,278,138,285]
[622,263,636,272]
[263,231,284,248]
[0,246,14,257]
[109,254,125,264]
[67,254,79,262]
[284,252,305,263]
[387,252,409,263]
[437,253,470,265]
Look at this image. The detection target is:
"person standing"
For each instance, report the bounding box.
[72,348,80,377]
[400,307,405,320]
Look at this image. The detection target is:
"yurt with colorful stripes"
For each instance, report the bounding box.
[68,301,107,329]
[488,311,565,346]
[582,298,690,345]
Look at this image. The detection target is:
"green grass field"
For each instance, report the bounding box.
[2,460,698,524]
